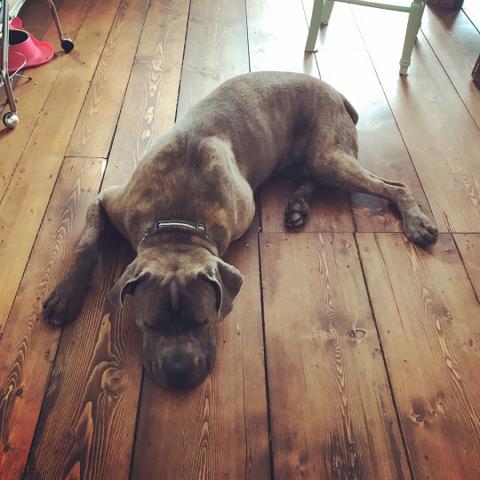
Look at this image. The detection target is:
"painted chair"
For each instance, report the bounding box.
[305,0,426,75]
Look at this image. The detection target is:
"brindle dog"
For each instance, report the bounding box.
[43,72,438,388]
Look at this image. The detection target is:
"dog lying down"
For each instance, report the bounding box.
[43,72,438,389]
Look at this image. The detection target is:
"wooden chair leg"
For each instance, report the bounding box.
[399,0,425,75]
[305,0,325,52]
[321,0,335,25]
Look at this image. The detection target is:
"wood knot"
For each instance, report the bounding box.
[409,410,426,425]
[349,328,367,340]
[101,367,125,396]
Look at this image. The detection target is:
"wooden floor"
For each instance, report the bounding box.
[1,0,480,478]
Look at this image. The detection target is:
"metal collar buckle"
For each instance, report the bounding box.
[139,219,217,254]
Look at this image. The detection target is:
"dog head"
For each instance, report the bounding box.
[107,246,243,389]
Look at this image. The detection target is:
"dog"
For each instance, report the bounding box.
[43,72,438,389]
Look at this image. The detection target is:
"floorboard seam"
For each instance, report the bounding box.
[461,6,480,33]
[20,155,108,478]
[421,9,480,133]
[256,233,276,480]
[353,232,417,480]
[102,0,154,163]
[63,0,125,159]
[452,233,480,304]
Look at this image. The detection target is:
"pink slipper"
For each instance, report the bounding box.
[0,17,54,73]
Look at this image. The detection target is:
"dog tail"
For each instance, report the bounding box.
[343,97,359,125]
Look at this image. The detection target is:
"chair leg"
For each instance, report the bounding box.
[399,0,425,75]
[321,0,335,25]
[305,0,325,52]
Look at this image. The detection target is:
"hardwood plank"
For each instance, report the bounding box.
[462,0,480,31]
[177,0,249,114]
[131,0,269,477]
[454,233,480,301]
[422,6,480,128]
[0,158,104,479]
[24,241,142,480]
[352,6,480,233]
[246,0,354,233]
[0,0,94,197]
[66,0,150,158]
[260,232,410,479]
[25,0,190,477]
[0,0,121,335]
[302,0,433,233]
[132,236,270,479]
[357,233,480,479]
[102,0,190,188]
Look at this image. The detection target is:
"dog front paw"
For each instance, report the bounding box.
[43,278,85,326]
[404,213,438,247]
[284,197,311,230]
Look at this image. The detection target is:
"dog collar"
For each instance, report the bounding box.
[139,220,218,255]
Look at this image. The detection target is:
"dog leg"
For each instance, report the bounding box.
[43,200,107,325]
[284,181,315,229]
[310,148,438,246]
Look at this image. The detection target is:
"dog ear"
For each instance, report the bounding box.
[202,259,244,319]
[107,259,149,309]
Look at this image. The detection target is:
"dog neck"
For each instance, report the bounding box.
[138,220,219,256]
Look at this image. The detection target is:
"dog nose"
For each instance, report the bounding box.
[163,352,196,388]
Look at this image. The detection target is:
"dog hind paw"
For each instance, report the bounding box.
[284,197,311,230]
[404,213,439,247]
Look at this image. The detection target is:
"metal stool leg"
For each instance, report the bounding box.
[1,0,19,128]
[44,0,74,52]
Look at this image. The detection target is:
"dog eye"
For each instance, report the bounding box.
[143,323,161,333]
[192,319,208,329]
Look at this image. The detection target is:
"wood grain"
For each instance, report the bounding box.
[462,0,480,30]
[0,0,121,337]
[24,242,142,480]
[357,233,480,479]
[132,236,270,479]
[25,0,191,477]
[3,0,480,477]
[66,0,150,158]
[422,6,480,128]
[454,233,480,301]
[302,0,433,233]
[102,0,190,189]
[0,158,104,479]
[131,1,269,477]
[246,0,354,233]
[352,6,480,233]
[177,0,249,114]
[260,232,410,479]
[0,0,94,197]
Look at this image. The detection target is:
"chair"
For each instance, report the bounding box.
[305,0,426,75]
